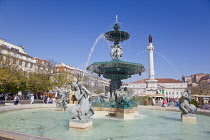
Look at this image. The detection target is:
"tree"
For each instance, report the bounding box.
[27,72,51,93]
[189,81,210,95]
[51,71,73,91]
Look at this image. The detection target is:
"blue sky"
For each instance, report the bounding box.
[0,0,209,83]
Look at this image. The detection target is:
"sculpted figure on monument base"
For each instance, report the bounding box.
[179,90,197,114]
[56,90,69,108]
[116,87,134,106]
[69,82,94,120]
[110,44,123,60]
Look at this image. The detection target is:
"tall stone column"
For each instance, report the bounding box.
[148,42,155,80]
[146,35,158,94]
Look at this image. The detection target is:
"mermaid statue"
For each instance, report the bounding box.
[179,90,197,114]
[69,82,94,120]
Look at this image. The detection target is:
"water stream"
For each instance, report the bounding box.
[154,51,181,79]
[81,33,110,80]
[135,49,181,79]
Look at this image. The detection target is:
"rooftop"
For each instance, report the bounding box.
[131,78,184,84]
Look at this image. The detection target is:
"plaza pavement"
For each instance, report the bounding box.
[0,99,44,106]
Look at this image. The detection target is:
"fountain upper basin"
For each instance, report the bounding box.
[86,59,146,80]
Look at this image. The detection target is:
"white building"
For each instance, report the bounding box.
[52,63,109,91]
[0,38,50,73]
[129,78,187,98]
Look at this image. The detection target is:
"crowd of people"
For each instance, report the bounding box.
[12,93,58,105]
[150,97,180,107]
[2,92,210,111]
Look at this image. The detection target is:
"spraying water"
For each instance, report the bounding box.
[82,33,108,80]
[154,51,181,79]
[136,50,147,56]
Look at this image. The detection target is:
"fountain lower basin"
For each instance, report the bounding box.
[0,106,210,140]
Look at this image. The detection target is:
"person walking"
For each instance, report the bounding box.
[30,94,34,104]
[162,99,168,107]
[152,98,156,106]
[14,94,19,105]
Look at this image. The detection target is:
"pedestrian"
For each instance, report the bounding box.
[48,97,53,104]
[5,93,8,101]
[203,100,210,110]
[47,96,50,104]
[30,94,34,104]
[14,94,19,105]
[44,95,48,104]
[174,98,179,107]
[162,99,168,107]
[152,98,156,106]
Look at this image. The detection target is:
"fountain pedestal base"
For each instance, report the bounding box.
[69,119,92,129]
[115,108,135,119]
[93,107,138,119]
[181,113,196,122]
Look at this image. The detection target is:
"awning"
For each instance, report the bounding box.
[149,94,164,97]
[192,95,210,98]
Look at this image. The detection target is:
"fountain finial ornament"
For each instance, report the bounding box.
[115,15,118,23]
[113,22,120,31]
[149,34,152,43]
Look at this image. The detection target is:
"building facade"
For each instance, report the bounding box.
[0,38,50,73]
[182,73,210,87]
[129,78,187,98]
[51,63,109,93]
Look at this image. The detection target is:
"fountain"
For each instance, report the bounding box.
[86,16,145,119]
[0,17,210,140]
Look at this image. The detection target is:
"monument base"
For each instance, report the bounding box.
[93,107,138,119]
[115,108,135,119]
[69,119,92,129]
[181,113,196,122]
[55,107,67,111]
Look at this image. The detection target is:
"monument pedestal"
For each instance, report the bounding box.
[69,119,92,129]
[181,113,196,122]
[93,106,139,119]
[93,107,109,117]
[115,108,135,119]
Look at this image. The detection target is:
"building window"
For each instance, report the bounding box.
[13,59,16,64]
[19,61,22,65]
[11,47,19,52]
[30,63,33,68]
[25,62,28,67]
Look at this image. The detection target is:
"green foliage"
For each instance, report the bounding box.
[190,99,199,107]
[133,96,148,106]
[179,96,183,102]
